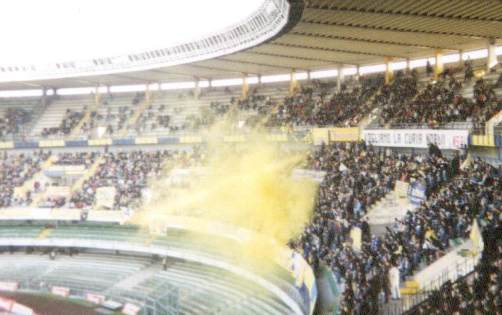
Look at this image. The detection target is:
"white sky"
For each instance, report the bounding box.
[0,0,264,65]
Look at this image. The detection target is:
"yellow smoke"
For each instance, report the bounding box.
[133,122,317,265]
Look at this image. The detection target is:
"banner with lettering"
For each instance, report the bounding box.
[95,186,116,209]
[407,180,427,205]
[292,169,327,183]
[363,129,469,149]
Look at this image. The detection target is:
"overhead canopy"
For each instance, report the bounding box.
[2,0,502,90]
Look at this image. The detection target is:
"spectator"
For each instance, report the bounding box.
[42,109,84,137]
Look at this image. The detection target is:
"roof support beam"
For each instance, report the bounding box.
[268,42,405,59]
[290,30,458,51]
[307,4,502,24]
[217,56,309,72]
[245,50,359,67]
[184,64,245,76]
[149,69,209,81]
[19,82,42,88]
[109,74,151,83]
[301,18,496,39]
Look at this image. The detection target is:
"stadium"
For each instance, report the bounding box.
[0,1,501,315]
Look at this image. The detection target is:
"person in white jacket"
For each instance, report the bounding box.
[389,265,401,300]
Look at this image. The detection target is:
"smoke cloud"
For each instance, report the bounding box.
[133,122,318,265]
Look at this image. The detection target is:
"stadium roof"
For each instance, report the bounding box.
[3,0,502,90]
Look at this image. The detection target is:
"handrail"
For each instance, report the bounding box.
[380,253,479,315]
[401,269,477,315]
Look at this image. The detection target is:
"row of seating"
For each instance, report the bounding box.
[0,68,499,141]
[0,223,301,315]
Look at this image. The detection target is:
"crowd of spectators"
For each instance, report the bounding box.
[133,104,171,134]
[407,219,501,315]
[0,151,50,207]
[68,150,172,209]
[293,142,501,315]
[0,136,499,315]
[42,109,84,137]
[89,75,389,135]
[266,76,384,128]
[78,93,145,136]
[0,149,204,210]
[0,108,33,139]
[29,65,499,138]
[96,106,131,136]
[54,152,97,167]
[379,75,502,128]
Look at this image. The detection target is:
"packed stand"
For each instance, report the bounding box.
[294,142,501,315]
[266,76,384,128]
[379,71,501,128]
[472,78,502,128]
[53,152,97,167]
[69,150,171,209]
[406,219,501,315]
[0,108,33,139]
[0,151,50,207]
[183,89,275,131]
[35,152,99,208]
[42,109,84,137]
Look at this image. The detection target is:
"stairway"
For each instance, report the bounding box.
[120,96,153,136]
[30,96,89,136]
[70,156,104,193]
[37,228,53,240]
[364,181,416,237]
[107,264,159,291]
[14,155,56,201]
[358,86,384,129]
[70,99,100,137]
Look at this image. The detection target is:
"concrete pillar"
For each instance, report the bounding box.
[289,70,299,95]
[41,88,47,107]
[94,86,101,107]
[194,78,201,99]
[144,84,151,102]
[434,49,443,80]
[487,38,498,72]
[384,57,393,84]
[242,74,249,99]
[336,65,343,92]
[458,50,464,69]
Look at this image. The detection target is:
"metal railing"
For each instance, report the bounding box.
[369,121,475,130]
[380,254,479,315]
[11,277,182,315]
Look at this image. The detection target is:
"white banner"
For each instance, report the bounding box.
[47,165,86,174]
[0,281,18,292]
[395,180,409,198]
[11,303,34,315]
[292,169,326,183]
[363,129,469,149]
[51,286,70,297]
[95,187,116,209]
[0,297,33,315]
[122,303,141,315]
[45,186,71,198]
[86,293,105,304]
[0,297,14,311]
